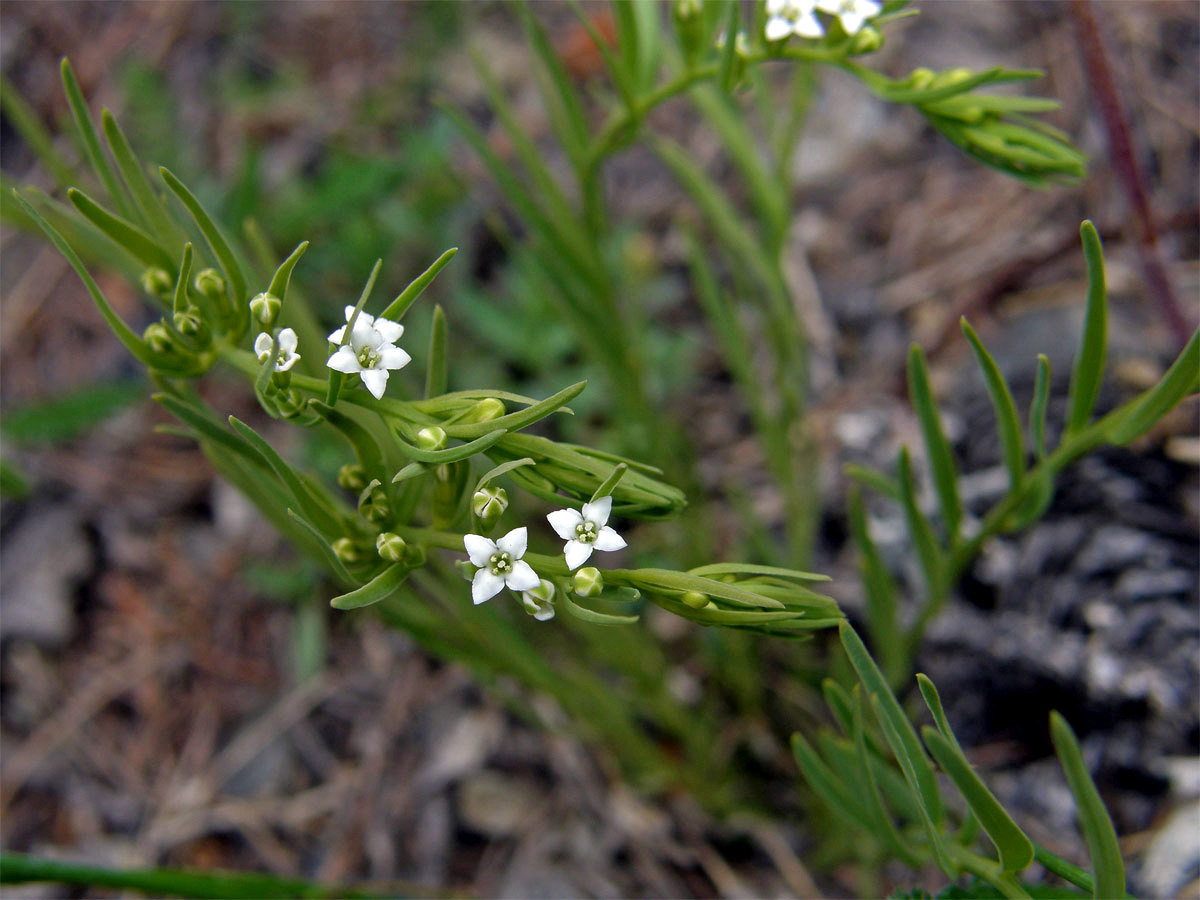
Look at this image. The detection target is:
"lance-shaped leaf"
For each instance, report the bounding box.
[560,591,639,626]
[308,401,386,482]
[921,725,1035,873]
[687,563,829,583]
[1108,328,1199,445]
[60,59,133,220]
[854,691,926,868]
[154,394,262,467]
[287,509,355,587]
[1003,467,1055,533]
[962,318,1026,492]
[266,240,309,306]
[844,463,902,501]
[897,448,943,596]
[393,428,508,464]
[848,487,902,686]
[330,563,411,610]
[65,187,173,271]
[159,167,248,310]
[589,463,628,503]
[14,190,156,366]
[425,304,447,399]
[100,109,184,249]
[1050,712,1125,899]
[1030,354,1051,460]
[515,2,588,167]
[790,732,875,833]
[717,1,740,92]
[376,247,457,322]
[1066,221,1108,436]
[229,416,345,538]
[840,622,944,826]
[907,344,961,542]
[618,568,784,610]
[474,458,535,493]
[443,381,587,440]
[171,244,194,317]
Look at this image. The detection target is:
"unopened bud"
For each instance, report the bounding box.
[416,426,447,451]
[338,464,368,492]
[143,321,176,354]
[331,537,365,564]
[681,590,709,609]
[358,483,391,524]
[908,67,935,90]
[172,308,207,339]
[376,532,407,562]
[249,291,282,327]
[274,389,306,416]
[850,25,882,54]
[471,486,508,529]
[933,67,974,88]
[194,268,226,301]
[573,566,604,597]
[458,398,506,424]
[140,267,174,300]
[521,578,556,621]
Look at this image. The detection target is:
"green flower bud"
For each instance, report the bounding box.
[932,67,974,88]
[274,388,306,416]
[850,25,882,55]
[194,268,226,301]
[140,267,174,300]
[376,531,407,563]
[573,566,604,597]
[249,291,282,328]
[458,398,506,424]
[172,308,208,340]
[416,426,447,451]
[908,67,935,90]
[471,486,508,530]
[331,537,366,564]
[143,321,176,354]
[358,483,391,523]
[521,578,556,621]
[680,590,709,609]
[338,464,368,492]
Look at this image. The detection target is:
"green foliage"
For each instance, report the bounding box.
[1,380,145,444]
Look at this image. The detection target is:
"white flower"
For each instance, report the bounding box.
[254,328,301,372]
[464,527,540,605]
[521,578,556,621]
[765,0,824,41]
[546,495,627,571]
[815,0,880,35]
[326,306,411,400]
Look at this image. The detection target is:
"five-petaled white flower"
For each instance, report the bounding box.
[546,495,627,571]
[326,306,411,400]
[765,0,824,41]
[464,527,541,605]
[815,0,880,35]
[254,328,301,372]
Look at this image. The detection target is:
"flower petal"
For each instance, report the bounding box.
[472,568,504,604]
[327,325,347,344]
[564,540,593,570]
[343,305,358,322]
[581,495,612,526]
[547,508,583,540]
[373,317,404,344]
[377,345,411,371]
[464,533,498,567]
[254,332,273,358]
[765,15,792,41]
[766,0,787,13]
[360,368,389,399]
[277,328,299,354]
[505,560,540,593]
[495,526,527,559]
[592,526,626,553]
[275,351,300,372]
[326,345,362,374]
[794,11,824,37]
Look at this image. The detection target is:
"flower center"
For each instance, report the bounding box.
[488,551,512,575]
[575,521,598,544]
[357,346,380,369]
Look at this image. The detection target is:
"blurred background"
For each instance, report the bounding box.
[1,1,1197,896]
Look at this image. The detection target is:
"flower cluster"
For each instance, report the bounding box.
[326,306,412,400]
[462,496,627,622]
[765,0,880,41]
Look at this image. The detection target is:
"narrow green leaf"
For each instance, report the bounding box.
[687,563,830,583]
[560,591,639,626]
[60,58,133,220]
[840,622,943,825]
[474,458,536,493]
[286,509,356,587]
[330,563,411,610]
[159,167,247,310]
[228,416,345,538]
[442,380,587,440]
[622,568,785,610]
[822,678,856,736]
[589,463,628,503]
[66,187,174,271]
[915,673,959,752]
[717,1,740,92]
[844,462,902,501]
[265,240,308,302]
[790,732,875,832]
[393,428,508,465]
[897,448,943,596]
[13,189,155,365]
[962,318,1026,491]
[564,0,635,109]
[907,344,962,541]
[848,487,902,685]
[1066,221,1108,435]
[853,691,926,869]
[515,2,589,166]
[1003,467,1055,532]
[1108,328,1199,444]
[171,244,194,317]
[1049,712,1125,899]
[154,394,263,467]
[379,247,457,322]
[308,401,386,482]
[1030,354,1051,459]
[100,109,183,247]
[425,304,447,399]
[922,726,1035,872]
[0,76,75,187]
[391,462,427,485]
[611,0,640,83]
